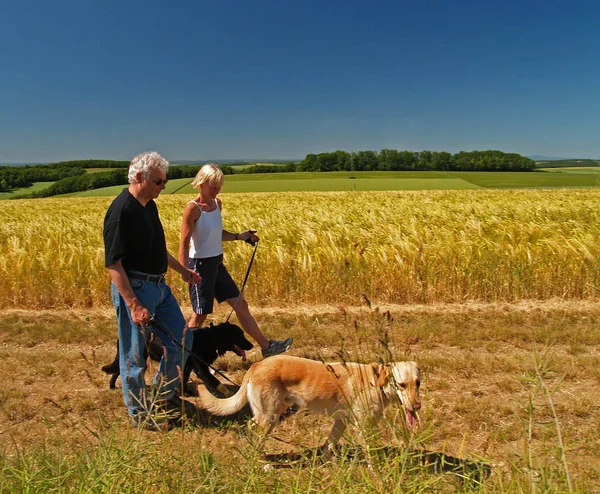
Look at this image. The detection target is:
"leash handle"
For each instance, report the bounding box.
[244,229,258,246]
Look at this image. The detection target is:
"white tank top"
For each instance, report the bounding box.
[188,200,224,258]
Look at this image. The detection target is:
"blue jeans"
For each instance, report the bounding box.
[111,276,192,418]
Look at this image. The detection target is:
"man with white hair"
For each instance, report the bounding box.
[103,151,200,430]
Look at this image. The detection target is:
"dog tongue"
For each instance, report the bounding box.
[232,344,247,362]
[405,409,418,430]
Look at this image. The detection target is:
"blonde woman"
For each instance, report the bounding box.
[179,163,292,358]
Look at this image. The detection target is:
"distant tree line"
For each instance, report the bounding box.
[44,160,131,169]
[23,170,128,197]
[3,151,535,198]
[240,163,296,174]
[0,165,87,191]
[298,150,535,172]
[3,160,295,196]
[20,165,210,198]
[2,160,216,195]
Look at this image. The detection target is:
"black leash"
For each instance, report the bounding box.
[170,178,194,195]
[225,239,259,323]
[149,314,239,387]
[147,233,259,385]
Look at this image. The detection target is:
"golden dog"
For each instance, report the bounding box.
[197,355,421,453]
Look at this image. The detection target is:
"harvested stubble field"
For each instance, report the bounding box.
[1,190,599,492]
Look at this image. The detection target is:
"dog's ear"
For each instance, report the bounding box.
[371,363,389,388]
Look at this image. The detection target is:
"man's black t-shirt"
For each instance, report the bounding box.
[103,188,168,274]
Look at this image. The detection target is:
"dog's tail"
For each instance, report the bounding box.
[197,368,252,416]
[101,361,119,375]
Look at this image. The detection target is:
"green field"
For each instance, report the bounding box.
[0,181,56,199]
[450,170,600,187]
[3,169,600,199]
[535,159,600,168]
[68,170,600,197]
[540,167,600,174]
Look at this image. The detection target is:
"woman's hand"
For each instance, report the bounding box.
[239,229,259,245]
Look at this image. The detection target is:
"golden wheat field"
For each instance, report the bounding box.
[0,189,599,309]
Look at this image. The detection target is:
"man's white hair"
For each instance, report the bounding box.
[128,151,169,184]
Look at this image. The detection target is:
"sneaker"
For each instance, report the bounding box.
[262,337,293,358]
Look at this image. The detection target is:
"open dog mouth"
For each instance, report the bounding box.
[405,408,419,430]
[233,344,247,362]
[396,390,420,430]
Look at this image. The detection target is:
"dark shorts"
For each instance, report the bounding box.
[188,255,240,315]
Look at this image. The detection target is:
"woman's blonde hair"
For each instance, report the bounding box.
[191,163,224,190]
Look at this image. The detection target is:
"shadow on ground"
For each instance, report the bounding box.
[264,445,492,485]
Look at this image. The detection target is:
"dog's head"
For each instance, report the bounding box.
[373,361,421,430]
[210,322,254,359]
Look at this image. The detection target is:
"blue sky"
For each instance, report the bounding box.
[1,0,599,163]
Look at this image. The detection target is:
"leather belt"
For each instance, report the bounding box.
[127,271,166,283]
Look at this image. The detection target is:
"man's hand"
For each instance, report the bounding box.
[167,252,201,284]
[129,300,152,326]
[106,262,151,326]
[181,268,201,285]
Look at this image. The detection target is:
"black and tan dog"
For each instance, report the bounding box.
[101,322,253,396]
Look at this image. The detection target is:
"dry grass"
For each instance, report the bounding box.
[1,302,599,491]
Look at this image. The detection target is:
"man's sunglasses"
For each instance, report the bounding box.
[151,177,169,186]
